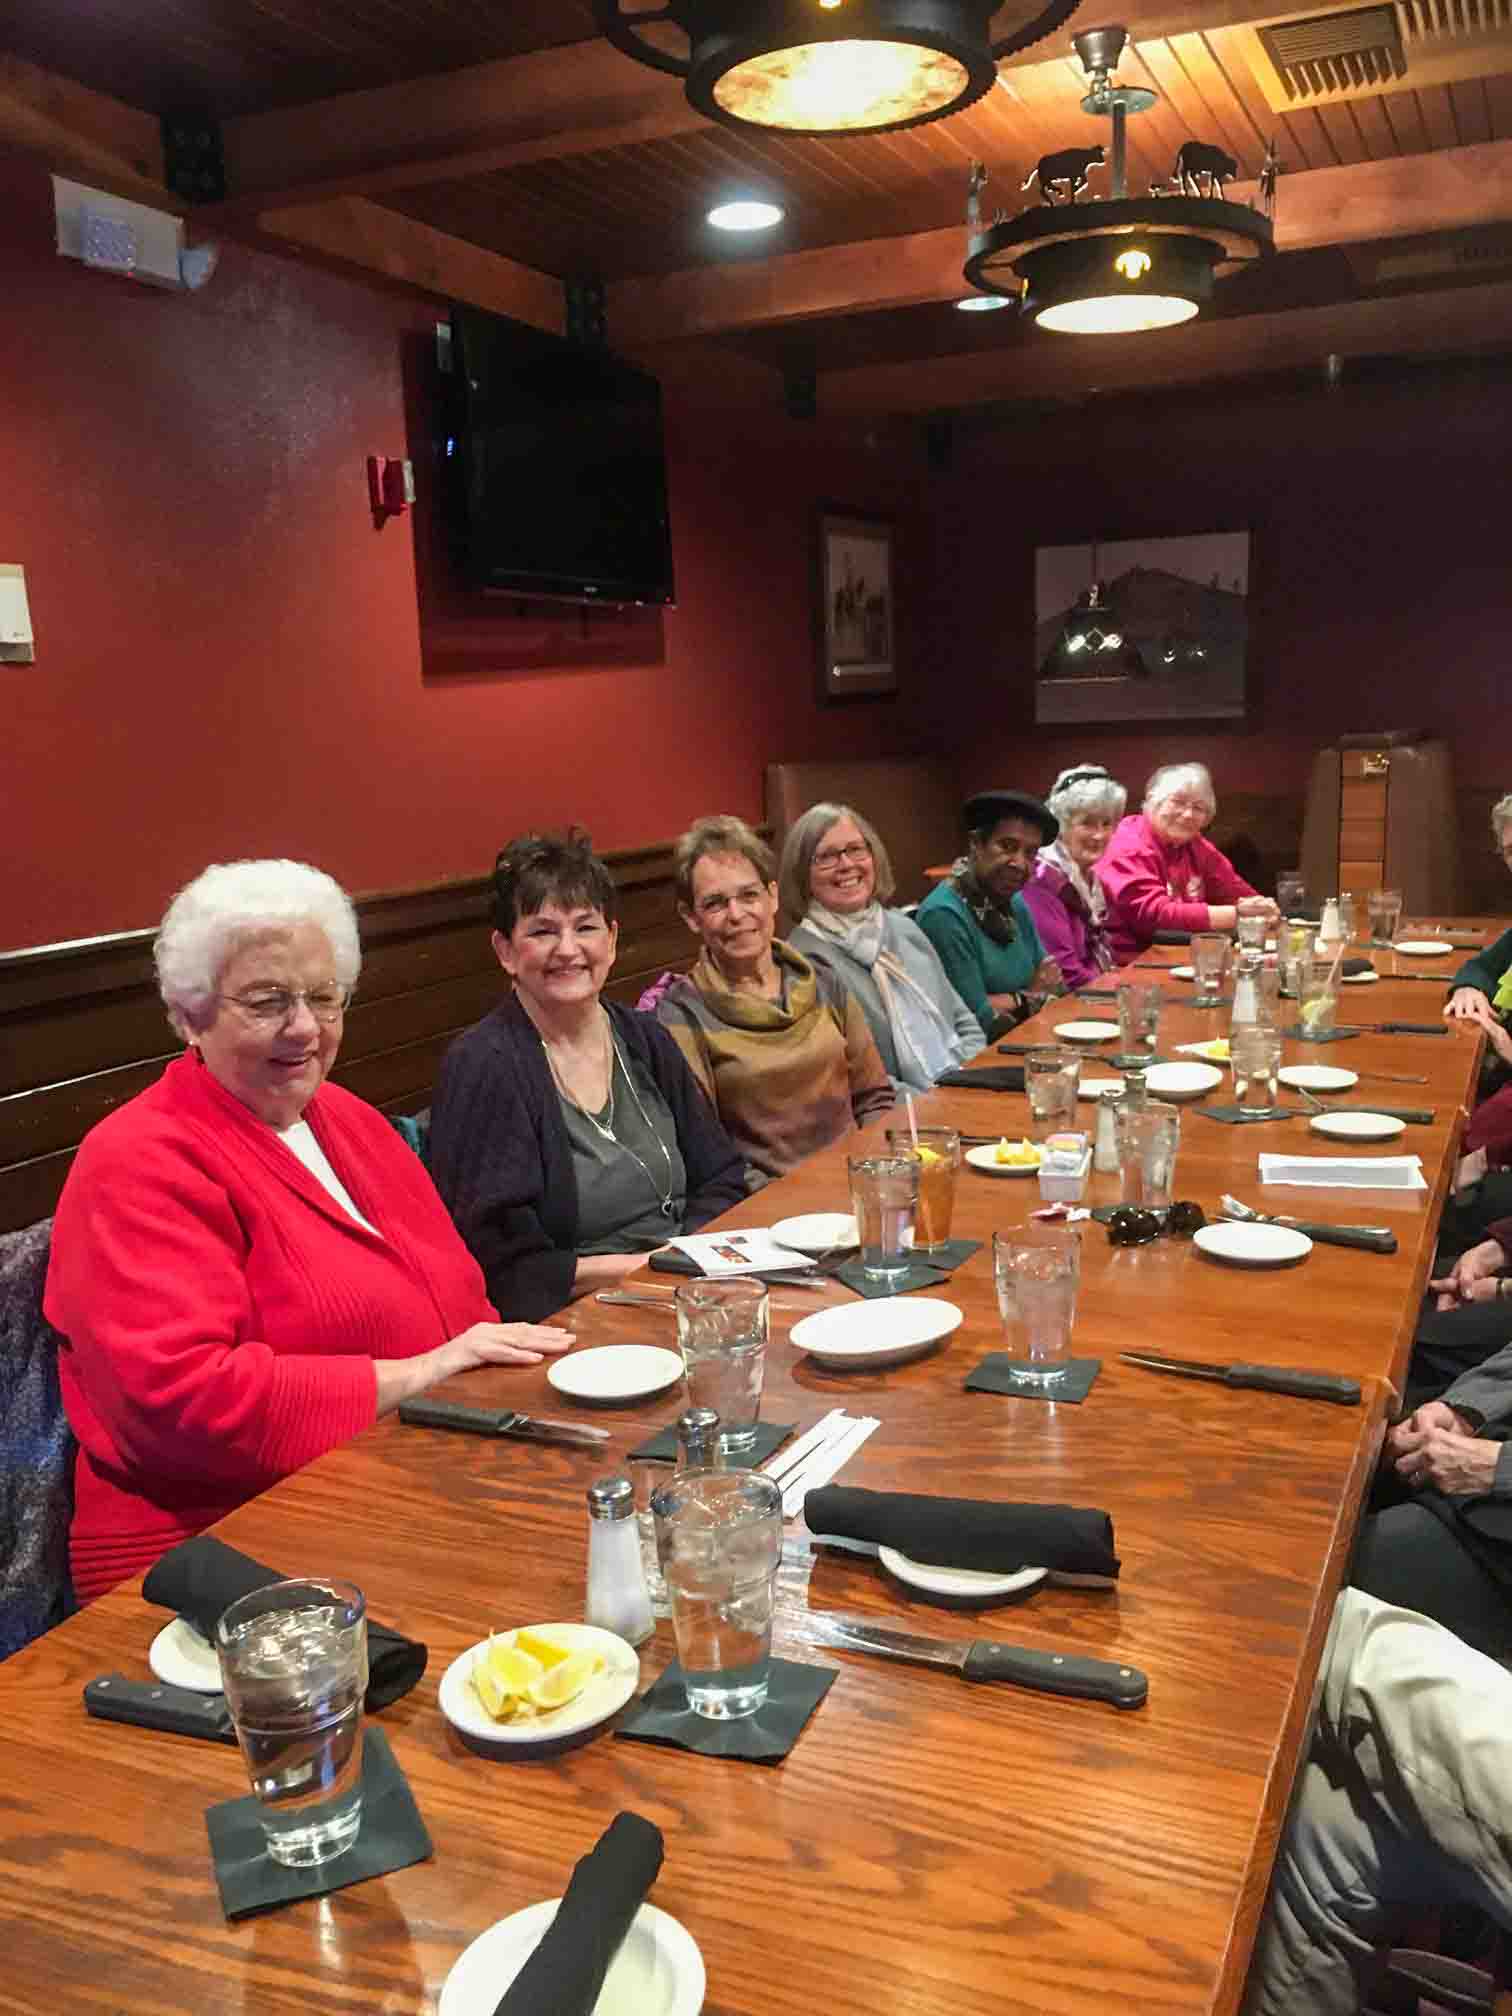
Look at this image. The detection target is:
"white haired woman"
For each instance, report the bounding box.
[1445,794,1512,1031]
[1099,761,1275,964]
[780,803,985,1095]
[1021,764,1127,991]
[44,859,571,1601]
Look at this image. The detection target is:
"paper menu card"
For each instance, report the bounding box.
[665,1229,812,1276]
[1258,1154,1427,1192]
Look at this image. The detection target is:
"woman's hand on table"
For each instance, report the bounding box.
[1207,904,1238,932]
[1429,1238,1507,1311]
[1446,987,1493,1023]
[1029,956,1064,996]
[374,1320,576,1414]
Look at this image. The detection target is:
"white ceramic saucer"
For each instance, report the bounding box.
[1309,1111,1406,1142]
[770,1212,857,1255]
[149,1617,222,1693]
[1053,1020,1120,1043]
[1394,939,1453,956]
[1278,1064,1358,1092]
[548,1345,684,1403]
[438,1622,639,1755]
[790,1298,962,1369]
[1341,970,1380,984]
[965,1143,1041,1177]
[1145,1061,1222,1099]
[878,1549,1047,1606]
[1194,1222,1312,1267]
[439,1900,704,2016]
[1168,965,1196,980]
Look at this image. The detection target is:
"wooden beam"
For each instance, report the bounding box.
[816,278,1512,413]
[255,198,565,332]
[609,139,1512,343]
[0,53,164,199]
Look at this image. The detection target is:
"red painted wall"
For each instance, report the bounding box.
[1,152,929,949]
[921,364,1512,806]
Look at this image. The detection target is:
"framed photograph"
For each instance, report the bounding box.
[818,512,896,700]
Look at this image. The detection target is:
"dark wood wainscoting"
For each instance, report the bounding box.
[0,843,698,1234]
[1206,791,1305,900]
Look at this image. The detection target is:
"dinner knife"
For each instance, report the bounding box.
[1121,1350,1361,1405]
[83,1674,236,1744]
[397,1399,609,1446]
[1216,1209,1397,1254]
[804,1614,1147,1708]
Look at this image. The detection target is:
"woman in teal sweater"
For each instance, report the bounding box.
[915,790,1064,1039]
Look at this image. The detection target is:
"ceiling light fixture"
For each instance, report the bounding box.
[707,198,785,230]
[954,292,1012,311]
[962,24,1273,333]
[594,1,1083,138]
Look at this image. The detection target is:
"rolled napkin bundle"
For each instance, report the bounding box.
[803,1486,1119,1582]
[934,1065,1026,1093]
[142,1536,427,1711]
[496,1811,665,2016]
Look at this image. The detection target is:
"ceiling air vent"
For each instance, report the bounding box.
[1257,7,1405,99]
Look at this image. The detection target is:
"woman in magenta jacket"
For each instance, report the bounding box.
[1099,761,1276,964]
[1022,764,1126,990]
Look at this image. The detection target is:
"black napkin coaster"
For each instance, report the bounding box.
[832,1256,947,1297]
[646,1251,826,1283]
[614,1657,834,1763]
[965,1355,1102,1404]
[1196,1104,1304,1125]
[938,1065,1026,1092]
[910,1236,982,1273]
[143,1537,426,1712]
[494,1812,664,2016]
[205,1728,430,1920]
[1280,1024,1361,1043]
[628,1420,795,1468]
[803,1485,1119,1578]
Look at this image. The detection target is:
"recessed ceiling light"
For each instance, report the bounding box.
[707,199,784,232]
[954,294,1012,312]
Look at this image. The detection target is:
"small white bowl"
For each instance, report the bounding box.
[1309,1111,1406,1142]
[438,1623,640,1757]
[1144,1062,1222,1099]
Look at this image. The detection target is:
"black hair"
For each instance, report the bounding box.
[490,829,618,937]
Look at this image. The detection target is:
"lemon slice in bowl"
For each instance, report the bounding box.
[528,1649,605,1712]
[486,1640,544,1696]
[513,1627,572,1670]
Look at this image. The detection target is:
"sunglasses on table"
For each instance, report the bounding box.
[1104,1201,1206,1247]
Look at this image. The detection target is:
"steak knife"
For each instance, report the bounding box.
[804,1613,1147,1708]
[1121,1349,1361,1405]
[84,1674,236,1744]
[398,1399,609,1446]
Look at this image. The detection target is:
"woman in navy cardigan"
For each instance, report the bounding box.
[429,833,745,1322]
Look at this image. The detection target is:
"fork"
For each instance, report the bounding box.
[1218,1194,1397,1253]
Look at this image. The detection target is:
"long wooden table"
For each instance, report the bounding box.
[0,937,1489,2016]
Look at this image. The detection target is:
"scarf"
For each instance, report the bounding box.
[1037,840,1114,975]
[949,857,1018,947]
[803,902,972,1085]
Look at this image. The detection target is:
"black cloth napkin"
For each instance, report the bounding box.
[492,1812,665,2016]
[1342,957,1376,977]
[964,1355,1102,1404]
[144,1537,426,1713]
[937,1065,1026,1092]
[614,1657,834,1762]
[802,1485,1120,1579]
[206,1727,431,1919]
[628,1420,795,1467]
[832,1256,948,1297]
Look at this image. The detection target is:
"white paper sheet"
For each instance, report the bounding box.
[665,1228,811,1276]
[1258,1153,1426,1191]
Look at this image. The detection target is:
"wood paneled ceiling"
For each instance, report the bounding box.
[6,0,1512,414]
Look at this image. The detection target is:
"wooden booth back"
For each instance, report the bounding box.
[0,842,698,1237]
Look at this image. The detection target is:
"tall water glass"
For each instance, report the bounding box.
[848,1153,919,1284]
[1368,889,1403,946]
[1235,898,1270,950]
[1231,1023,1283,1112]
[1278,921,1316,998]
[1191,932,1229,1007]
[1114,1105,1181,1209]
[993,1224,1080,1388]
[885,1126,960,1252]
[674,1279,768,1457]
[1116,982,1162,1062]
[1025,1047,1080,1138]
[215,1577,367,1868]
[1336,892,1357,944]
[1300,957,1338,1037]
[652,1469,783,1718]
[1275,871,1306,916]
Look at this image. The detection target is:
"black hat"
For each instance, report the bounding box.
[962,790,1059,845]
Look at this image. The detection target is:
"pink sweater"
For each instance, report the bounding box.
[1098,813,1257,963]
[46,1053,495,1599]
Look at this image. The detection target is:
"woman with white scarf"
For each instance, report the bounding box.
[1022,764,1127,991]
[781,804,986,1095]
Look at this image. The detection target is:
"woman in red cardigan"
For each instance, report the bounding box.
[44,859,572,1600]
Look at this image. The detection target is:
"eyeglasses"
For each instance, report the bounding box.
[1105,1200,1206,1247]
[813,841,872,869]
[1163,797,1212,818]
[219,985,351,1027]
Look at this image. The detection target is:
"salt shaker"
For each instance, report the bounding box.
[1121,1066,1148,1113]
[1317,896,1343,948]
[585,1473,654,1645]
[676,1406,724,1470]
[1093,1087,1123,1173]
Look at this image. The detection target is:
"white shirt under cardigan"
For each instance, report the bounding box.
[788,909,986,1094]
[278,1119,382,1235]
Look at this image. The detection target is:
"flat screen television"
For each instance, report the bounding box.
[444,305,676,607]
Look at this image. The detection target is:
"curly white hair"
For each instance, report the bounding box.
[154,859,361,1037]
[1143,761,1216,819]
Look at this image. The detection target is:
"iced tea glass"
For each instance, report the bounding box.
[885,1126,961,1253]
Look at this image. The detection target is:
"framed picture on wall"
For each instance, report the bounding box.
[818,511,896,700]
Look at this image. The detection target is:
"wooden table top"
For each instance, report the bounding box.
[0,932,1490,2016]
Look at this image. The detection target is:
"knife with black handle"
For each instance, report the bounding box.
[1373,1022,1448,1037]
[805,1615,1148,1708]
[1274,1220,1397,1253]
[397,1399,609,1446]
[84,1674,237,1744]
[1224,1364,1362,1402]
[1329,1107,1435,1125]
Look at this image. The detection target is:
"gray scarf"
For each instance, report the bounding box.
[803,902,971,1085]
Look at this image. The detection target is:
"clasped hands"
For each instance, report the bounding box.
[1388,1399,1500,1498]
[1429,1238,1508,1311]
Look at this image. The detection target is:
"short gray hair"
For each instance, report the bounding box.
[155,859,361,1037]
[673,815,775,908]
[1046,764,1127,828]
[1144,761,1216,819]
[779,802,896,917]
[1493,794,1512,843]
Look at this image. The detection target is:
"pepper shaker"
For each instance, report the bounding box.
[676,1407,724,1470]
[1093,1086,1123,1174]
[585,1474,654,1645]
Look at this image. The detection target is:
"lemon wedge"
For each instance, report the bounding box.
[528,1649,604,1713]
[486,1640,545,1696]
[472,1662,513,1720]
[914,1144,943,1165]
[994,1137,1040,1167]
[513,1627,572,1670]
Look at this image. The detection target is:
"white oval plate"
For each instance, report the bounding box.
[1341,970,1380,985]
[770,1212,857,1254]
[1053,1020,1120,1043]
[1194,1222,1312,1267]
[440,1900,704,2016]
[878,1548,1047,1605]
[1078,1077,1124,1099]
[1309,1111,1406,1142]
[1279,1064,1358,1092]
[548,1345,684,1403]
[790,1297,963,1369]
[1168,965,1196,979]
[1394,939,1453,956]
[149,1618,223,1693]
[964,1143,1041,1177]
[1144,1061,1222,1098]
[438,1623,640,1753]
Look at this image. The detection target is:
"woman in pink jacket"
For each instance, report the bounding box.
[1099,762,1276,964]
